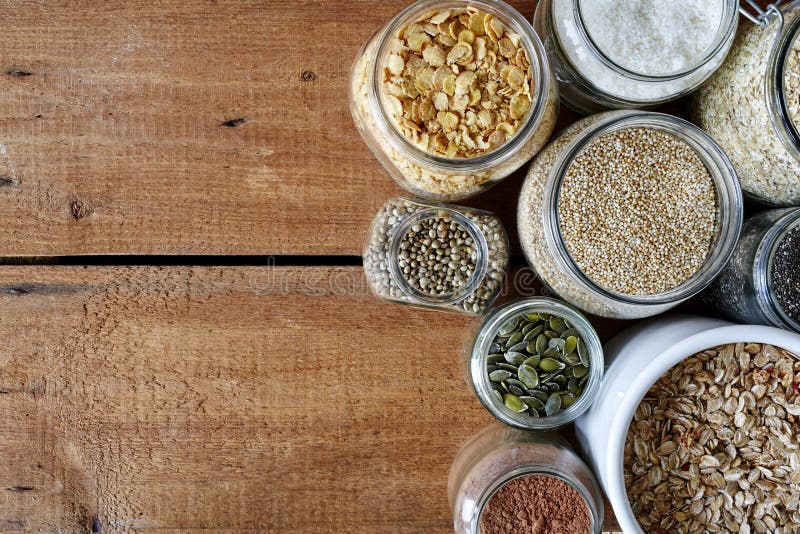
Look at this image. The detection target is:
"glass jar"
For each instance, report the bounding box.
[533,0,739,114]
[702,208,800,333]
[448,423,604,534]
[349,0,558,201]
[518,111,743,319]
[363,197,509,315]
[694,2,800,206]
[465,298,603,430]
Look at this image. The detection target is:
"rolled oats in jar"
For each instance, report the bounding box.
[694,2,800,206]
[363,198,509,315]
[349,0,558,201]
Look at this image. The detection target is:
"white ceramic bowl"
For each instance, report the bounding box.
[574,314,800,534]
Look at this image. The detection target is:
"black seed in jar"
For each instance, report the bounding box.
[770,224,800,324]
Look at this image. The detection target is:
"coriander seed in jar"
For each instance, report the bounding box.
[518,111,743,319]
[349,0,558,201]
[533,0,739,113]
[694,2,800,206]
[363,198,509,315]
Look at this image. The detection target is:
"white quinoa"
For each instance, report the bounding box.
[694,18,800,205]
[558,128,718,296]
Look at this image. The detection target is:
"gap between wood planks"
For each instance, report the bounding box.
[0,255,533,267]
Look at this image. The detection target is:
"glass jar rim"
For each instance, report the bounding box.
[569,0,740,81]
[469,297,604,430]
[542,111,743,307]
[388,204,489,305]
[755,208,800,332]
[769,5,800,162]
[472,465,602,534]
[369,0,553,171]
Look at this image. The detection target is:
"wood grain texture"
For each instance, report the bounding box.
[0,0,551,257]
[0,266,622,532]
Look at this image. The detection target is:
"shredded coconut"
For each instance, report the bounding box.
[579,0,724,76]
[548,0,730,104]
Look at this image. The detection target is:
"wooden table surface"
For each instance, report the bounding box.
[0,0,749,532]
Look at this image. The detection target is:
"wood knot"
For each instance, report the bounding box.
[0,176,17,187]
[69,200,92,220]
[220,117,248,128]
[301,70,317,82]
[6,69,32,77]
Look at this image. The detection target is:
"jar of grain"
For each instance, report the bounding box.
[448,424,604,534]
[518,111,743,319]
[349,0,558,201]
[533,0,739,113]
[363,198,509,315]
[694,2,800,206]
[702,208,800,334]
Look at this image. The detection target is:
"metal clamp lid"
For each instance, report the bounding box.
[740,0,783,27]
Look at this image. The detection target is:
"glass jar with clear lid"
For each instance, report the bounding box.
[363,197,509,315]
[533,0,739,114]
[465,298,604,430]
[518,111,743,319]
[349,0,558,201]
[448,423,604,534]
[702,208,800,333]
[694,2,800,206]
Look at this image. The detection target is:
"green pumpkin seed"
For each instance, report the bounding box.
[504,351,527,366]
[506,378,527,390]
[489,342,502,353]
[568,377,580,395]
[531,390,549,401]
[542,347,559,359]
[522,355,540,369]
[573,365,589,378]
[521,322,535,335]
[508,385,525,396]
[520,396,545,411]
[487,353,505,365]
[561,392,576,408]
[503,393,527,412]
[578,338,589,366]
[545,392,562,416]
[564,336,578,354]
[498,317,519,336]
[506,332,523,347]
[561,328,580,339]
[507,341,529,353]
[548,337,566,352]
[497,363,519,372]
[549,316,567,334]
[487,365,499,373]
[518,364,539,388]
[540,358,564,372]
[544,330,559,339]
[538,312,551,321]
[553,375,568,387]
[563,353,581,366]
[489,370,512,382]
[492,389,503,403]
[524,312,540,322]
[535,334,547,354]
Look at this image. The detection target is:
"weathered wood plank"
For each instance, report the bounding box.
[0,0,548,256]
[0,266,621,531]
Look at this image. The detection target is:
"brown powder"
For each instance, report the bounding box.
[479,474,592,534]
